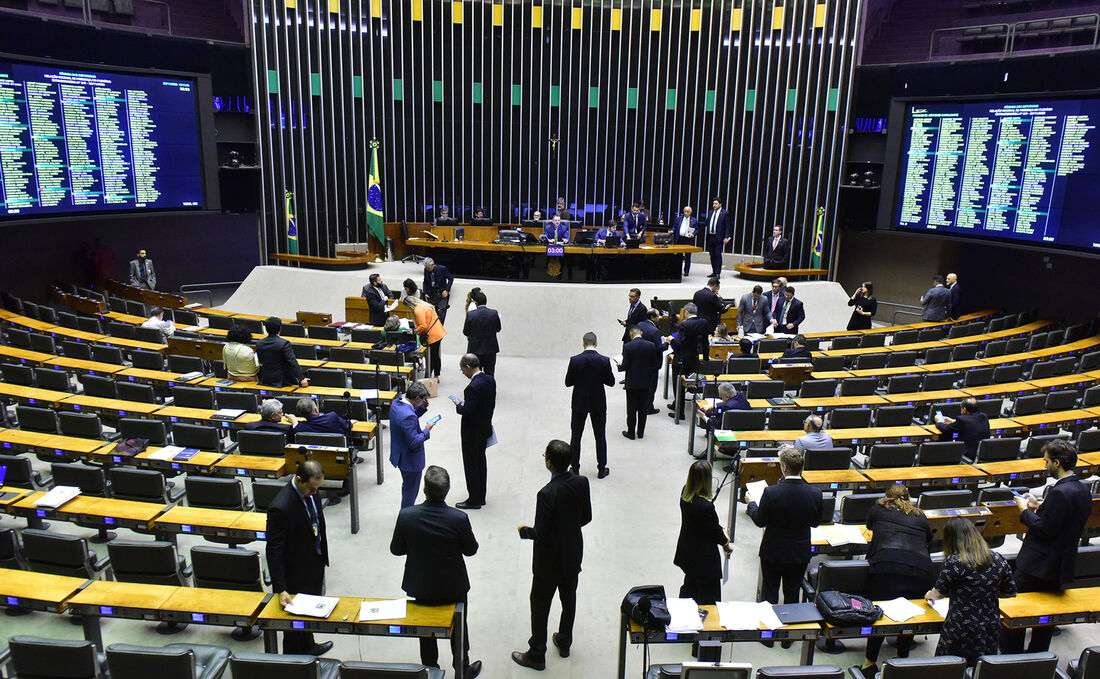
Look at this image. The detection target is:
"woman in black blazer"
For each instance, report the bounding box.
[856,484,934,679]
[846,281,878,331]
[673,460,732,605]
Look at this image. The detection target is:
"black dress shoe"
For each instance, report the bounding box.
[667,404,676,411]
[456,501,482,510]
[597,468,610,479]
[511,651,545,670]
[309,641,333,656]
[621,430,635,440]
[464,660,483,678]
[648,408,660,415]
[552,633,570,658]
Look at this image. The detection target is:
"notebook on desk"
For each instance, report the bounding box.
[772,602,824,625]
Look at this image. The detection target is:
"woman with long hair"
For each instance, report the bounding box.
[925,517,1016,665]
[673,460,732,605]
[404,295,447,380]
[854,484,933,678]
[846,281,877,331]
[222,323,258,382]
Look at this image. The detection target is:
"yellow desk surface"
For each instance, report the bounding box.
[988,418,1025,434]
[801,470,869,487]
[860,465,987,486]
[962,382,1043,398]
[39,434,111,455]
[83,497,167,523]
[97,336,167,353]
[1012,409,1099,429]
[0,567,87,608]
[152,406,263,426]
[808,371,854,380]
[69,580,175,611]
[230,512,269,535]
[161,587,268,619]
[0,428,57,448]
[132,448,224,470]
[196,376,295,394]
[6,317,56,331]
[43,327,107,342]
[975,457,1050,481]
[256,595,455,629]
[0,345,55,364]
[102,311,149,325]
[1030,374,1100,389]
[118,367,193,384]
[296,386,397,401]
[352,421,378,436]
[881,389,968,404]
[705,373,777,382]
[716,426,934,445]
[846,366,928,378]
[61,394,162,415]
[322,361,415,376]
[626,603,819,636]
[0,486,31,508]
[826,599,943,631]
[1079,452,1100,471]
[794,396,888,409]
[0,382,72,404]
[43,356,127,374]
[154,505,243,530]
[1000,587,1100,625]
[213,454,289,476]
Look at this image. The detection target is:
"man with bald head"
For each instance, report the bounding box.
[946,272,961,319]
[673,206,698,275]
[794,415,833,453]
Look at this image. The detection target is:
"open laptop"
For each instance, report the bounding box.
[604,235,621,248]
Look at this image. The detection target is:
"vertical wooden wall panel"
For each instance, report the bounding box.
[253,0,860,268]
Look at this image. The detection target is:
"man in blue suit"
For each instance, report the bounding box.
[622,202,647,239]
[543,214,570,243]
[673,206,698,275]
[389,382,439,508]
[702,198,730,278]
[564,332,616,479]
[595,221,619,244]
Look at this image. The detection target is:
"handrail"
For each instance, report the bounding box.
[929,13,1100,61]
[929,22,1010,60]
[178,281,244,308]
[874,300,924,325]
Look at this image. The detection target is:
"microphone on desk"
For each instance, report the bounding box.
[342,390,353,420]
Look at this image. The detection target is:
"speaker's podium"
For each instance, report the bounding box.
[769,362,814,385]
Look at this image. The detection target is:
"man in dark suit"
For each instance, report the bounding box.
[704,382,751,436]
[946,272,961,319]
[693,277,725,334]
[673,206,699,275]
[462,290,501,375]
[770,286,805,335]
[266,460,331,656]
[746,446,823,605]
[293,397,351,438]
[390,466,482,679]
[453,354,495,510]
[128,248,157,290]
[761,277,786,326]
[247,399,297,440]
[934,397,990,461]
[622,202,647,239]
[762,225,790,269]
[256,317,309,388]
[638,309,669,416]
[737,285,768,335]
[422,257,455,323]
[564,332,615,479]
[920,275,951,321]
[703,198,730,277]
[362,273,393,327]
[780,334,813,361]
[668,303,711,419]
[619,288,648,344]
[1002,439,1092,653]
[618,327,660,440]
[512,440,593,671]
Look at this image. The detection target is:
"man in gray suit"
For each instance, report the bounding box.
[128,249,156,290]
[737,285,769,335]
[920,275,951,321]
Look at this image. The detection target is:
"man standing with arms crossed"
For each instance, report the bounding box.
[512,440,593,671]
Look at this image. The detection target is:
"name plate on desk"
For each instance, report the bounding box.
[546,245,565,256]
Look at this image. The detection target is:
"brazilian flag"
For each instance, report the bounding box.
[811,207,825,268]
[368,140,385,252]
[285,191,298,255]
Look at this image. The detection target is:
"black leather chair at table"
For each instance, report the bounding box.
[854,443,916,469]
[338,661,447,678]
[757,666,843,678]
[61,339,93,360]
[116,381,158,404]
[854,354,887,371]
[971,437,1021,463]
[839,378,877,397]
[875,405,915,427]
[60,411,105,439]
[328,347,366,364]
[1,362,36,386]
[50,462,114,542]
[134,326,167,344]
[812,356,845,372]
[307,325,339,341]
[972,399,1001,419]
[172,422,225,452]
[645,662,753,679]
[15,405,60,433]
[215,390,260,413]
[1024,434,1069,459]
[185,477,252,511]
[79,373,118,399]
[1066,646,1100,679]
[0,453,51,490]
[21,529,111,580]
[6,635,104,679]
[92,344,125,365]
[803,448,853,471]
[253,479,286,512]
[33,367,72,391]
[351,371,393,391]
[829,407,872,429]
[306,368,348,388]
[169,354,207,374]
[107,540,192,633]
[190,545,269,640]
[917,441,965,466]
[769,409,813,431]
[876,656,967,679]
[747,380,785,399]
[350,328,384,343]
[885,375,922,394]
[967,652,1059,679]
[280,323,306,338]
[292,344,318,361]
[117,417,168,445]
[859,334,886,349]
[917,489,974,510]
[1078,429,1100,453]
[721,410,767,431]
[173,385,217,409]
[886,351,919,368]
[236,430,286,456]
[922,346,952,365]
[229,652,341,679]
[921,372,958,391]
[798,379,838,399]
[802,560,870,652]
[831,337,860,350]
[0,526,26,570]
[838,494,879,525]
[108,467,183,504]
[106,642,231,679]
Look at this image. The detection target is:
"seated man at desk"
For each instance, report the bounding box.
[543,214,570,243]
[704,383,751,433]
[294,397,352,439]
[780,334,812,362]
[247,399,298,439]
[257,317,310,388]
[141,306,175,341]
[736,338,758,359]
[793,415,833,453]
[934,397,989,461]
[595,221,620,245]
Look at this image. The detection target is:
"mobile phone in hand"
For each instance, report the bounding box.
[427,414,442,425]
[449,395,460,403]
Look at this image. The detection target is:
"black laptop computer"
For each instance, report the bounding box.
[772,602,824,625]
[604,235,621,248]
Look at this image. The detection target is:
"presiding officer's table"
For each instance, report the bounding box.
[405,233,701,283]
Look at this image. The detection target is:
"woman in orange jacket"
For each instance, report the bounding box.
[404,295,447,379]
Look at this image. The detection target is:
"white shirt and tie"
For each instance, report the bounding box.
[679,217,695,239]
[709,211,719,235]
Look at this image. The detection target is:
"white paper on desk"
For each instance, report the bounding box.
[879,597,926,623]
[717,601,763,630]
[666,597,703,632]
[358,598,407,621]
[148,445,184,461]
[831,524,867,546]
[359,388,380,400]
[930,598,950,618]
[285,593,339,618]
[745,333,767,341]
[756,602,784,630]
[744,479,769,505]
[33,485,81,508]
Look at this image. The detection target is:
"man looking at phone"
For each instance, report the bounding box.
[452,354,496,510]
[390,382,438,508]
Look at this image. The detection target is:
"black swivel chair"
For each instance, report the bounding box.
[15,405,60,434]
[172,422,225,452]
[0,453,51,490]
[215,390,260,413]
[21,529,111,579]
[828,407,872,429]
[878,656,966,678]
[0,526,26,570]
[107,540,192,633]
[117,417,168,445]
[800,380,838,398]
[756,667,843,678]
[191,545,270,640]
[185,476,252,511]
[109,467,184,504]
[60,411,104,439]
[1066,646,1100,679]
[229,652,341,679]
[338,661,447,678]
[33,367,72,392]
[173,385,217,409]
[236,430,287,456]
[106,642,231,679]
[7,636,104,679]
[968,652,1058,678]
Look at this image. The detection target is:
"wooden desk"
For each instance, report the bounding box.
[1000,587,1100,629]
[822,599,944,641]
[99,336,167,354]
[30,434,112,462]
[0,567,86,612]
[212,454,289,479]
[160,587,269,628]
[58,394,162,417]
[0,345,55,365]
[257,595,463,678]
[846,366,927,378]
[123,447,224,474]
[101,311,150,325]
[0,428,59,452]
[153,506,254,542]
[1012,409,1099,432]
[43,356,127,375]
[987,418,1027,436]
[151,405,263,430]
[801,469,869,490]
[0,382,73,406]
[963,382,1043,399]
[715,426,935,448]
[10,492,166,531]
[881,389,968,406]
[196,376,296,395]
[0,486,30,509]
[118,367,197,387]
[321,361,415,377]
[67,580,177,650]
[860,464,988,489]
[44,327,108,343]
[1029,374,1100,391]
[981,500,1028,539]
[975,457,1050,484]
[228,512,269,541]
[794,396,887,411]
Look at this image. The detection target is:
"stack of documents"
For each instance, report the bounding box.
[358,598,407,622]
[285,594,339,618]
[878,597,926,623]
[716,601,784,630]
[810,524,868,546]
[33,485,81,509]
[930,598,950,618]
[359,389,380,400]
[666,598,704,633]
[211,408,246,420]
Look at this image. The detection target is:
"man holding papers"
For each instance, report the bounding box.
[745,446,823,609]
[512,440,593,671]
[266,460,331,656]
